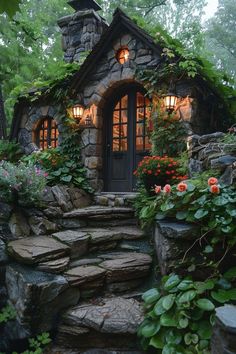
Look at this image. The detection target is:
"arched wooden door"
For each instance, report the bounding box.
[104,86,151,192]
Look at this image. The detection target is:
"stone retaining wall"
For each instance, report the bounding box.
[188,132,236,184]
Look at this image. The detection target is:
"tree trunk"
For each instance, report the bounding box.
[0,84,7,139]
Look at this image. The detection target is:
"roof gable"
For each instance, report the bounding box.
[70,8,165,92]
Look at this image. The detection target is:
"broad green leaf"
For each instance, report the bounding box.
[154,298,166,316]
[197,320,212,340]
[160,312,178,327]
[227,288,236,300]
[162,344,178,354]
[178,317,189,328]
[196,299,215,311]
[177,280,194,291]
[227,208,236,217]
[164,274,181,291]
[140,321,161,338]
[61,175,72,183]
[187,183,196,192]
[214,196,228,206]
[156,212,167,220]
[149,333,164,349]
[195,280,215,294]
[161,202,175,212]
[176,211,188,220]
[194,209,208,219]
[142,288,161,304]
[165,329,182,345]
[162,294,175,311]
[178,290,197,303]
[211,290,229,303]
[224,267,236,280]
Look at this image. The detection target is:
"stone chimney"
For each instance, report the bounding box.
[57,0,108,63]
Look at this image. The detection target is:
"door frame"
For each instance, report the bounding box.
[103,83,148,192]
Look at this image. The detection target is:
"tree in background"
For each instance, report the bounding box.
[205,0,236,83]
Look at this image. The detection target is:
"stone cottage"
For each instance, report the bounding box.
[10,0,229,192]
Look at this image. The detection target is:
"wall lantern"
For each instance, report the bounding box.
[72,104,84,121]
[163,83,179,113]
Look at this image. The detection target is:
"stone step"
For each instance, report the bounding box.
[56,297,144,350]
[94,193,137,208]
[47,348,144,354]
[63,206,134,220]
[52,226,146,259]
[63,252,152,298]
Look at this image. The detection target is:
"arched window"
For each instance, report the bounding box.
[35,117,59,150]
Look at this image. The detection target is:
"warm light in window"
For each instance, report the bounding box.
[72,104,84,121]
[117,48,129,64]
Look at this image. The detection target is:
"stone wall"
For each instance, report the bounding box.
[18,104,65,155]
[188,132,236,185]
[212,305,236,353]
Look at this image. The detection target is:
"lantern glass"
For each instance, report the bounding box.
[163,94,178,111]
[72,105,84,120]
[116,48,129,64]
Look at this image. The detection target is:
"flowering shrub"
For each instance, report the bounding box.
[138,177,236,257]
[0,161,46,206]
[22,130,93,193]
[134,156,188,190]
[0,140,23,162]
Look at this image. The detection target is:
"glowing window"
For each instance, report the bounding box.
[116,48,129,64]
[35,118,59,150]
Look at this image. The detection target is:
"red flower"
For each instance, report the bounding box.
[210,185,220,194]
[163,184,171,193]
[177,182,188,192]
[148,170,152,175]
[154,185,162,194]
[208,177,218,186]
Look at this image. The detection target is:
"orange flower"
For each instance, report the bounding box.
[208,177,218,186]
[177,182,188,192]
[154,185,162,194]
[163,184,172,193]
[210,184,220,194]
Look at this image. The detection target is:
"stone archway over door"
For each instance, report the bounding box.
[104,86,151,192]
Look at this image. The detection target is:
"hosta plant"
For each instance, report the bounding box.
[139,269,236,353]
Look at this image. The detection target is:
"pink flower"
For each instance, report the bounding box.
[163,184,172,193]
[154,185,162,194]
[208,177,218,186]
[44,172,49,177]
[177,182,188,192]
[210,184,220,194]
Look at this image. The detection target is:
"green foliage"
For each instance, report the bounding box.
[0,0,22,18]
[0,161,47,206]
[0,305,16,324]
[22,130,93,193]
[139,271,236,352]
[0,332,51,354]
[0,140,23,162]
[151,108,187,157]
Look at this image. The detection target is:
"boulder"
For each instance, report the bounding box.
[5,264,80,338]
[9,211,30,238]
[0,202,12,220]
[52,185,73,212]
[211,155,236,170]
[29,216,58,235]
[57,297,144,349]
[52,230,90,259]
[7,236,70,264]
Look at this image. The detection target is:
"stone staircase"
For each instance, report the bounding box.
[4,200,153,353]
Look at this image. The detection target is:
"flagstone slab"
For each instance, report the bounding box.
[7,236,70,264]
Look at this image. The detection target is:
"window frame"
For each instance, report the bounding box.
[34,117,59,150]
